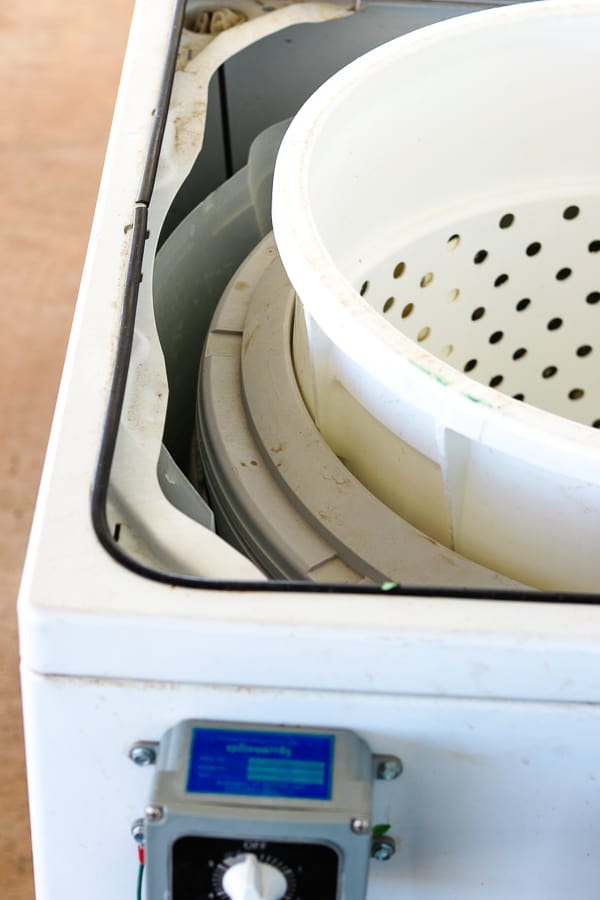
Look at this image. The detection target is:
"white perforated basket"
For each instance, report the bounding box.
[272,0,600,591]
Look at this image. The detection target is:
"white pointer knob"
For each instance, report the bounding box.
[222,853,287,900]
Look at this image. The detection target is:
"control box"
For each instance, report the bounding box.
[144,720,375,900]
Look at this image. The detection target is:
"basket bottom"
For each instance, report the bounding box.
[353,191,600,428]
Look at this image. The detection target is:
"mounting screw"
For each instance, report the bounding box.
[350,817,370,835]
[371,837,396,861]
[375,756,403,781]
[129,742,158,766]
[130,819,145,845]
[145,804,165,823]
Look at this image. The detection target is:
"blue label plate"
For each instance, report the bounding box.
[186,728,334,800]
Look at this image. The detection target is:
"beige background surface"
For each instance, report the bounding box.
[1,2,134,896]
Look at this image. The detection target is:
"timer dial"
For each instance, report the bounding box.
[173,836,338,900]
[213,853,296,900]
[221,853,287,900]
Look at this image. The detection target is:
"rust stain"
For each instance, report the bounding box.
[173,101,207,152]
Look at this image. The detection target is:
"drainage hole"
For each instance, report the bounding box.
[417,326,431,342]
[513,393,525,401]
[569,388,585,400]
[447,288,460,303]
[420,272,434,288]
[473,249,488,264]
[464,358,478,372]
[556,267,572,281]
[471,306,486,321]
[593,420,600,428]
[441,344,454,358]
[360,280,369,296]
[489,330,504,344]
[563,205,580,220]
[577,344,593,357]
[489,374,504,388]
[499,213,515,229]
[586,291,600,305]
[447,234,461,250]
[393,261,406,279]
[401,302,414,319]
[589,240,600,253]
[516,298,531,312]
[383,297,395,313]
[542,366,558,379]
[494,273,509,287]
[547,317,563,331]
[526,241,542,257]
[513,347,527,360]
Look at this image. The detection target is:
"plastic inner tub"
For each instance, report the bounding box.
[272,0,600,592]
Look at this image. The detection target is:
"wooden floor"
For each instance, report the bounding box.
[0,2,134,896]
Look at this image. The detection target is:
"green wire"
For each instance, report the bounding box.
[136,862,144,900]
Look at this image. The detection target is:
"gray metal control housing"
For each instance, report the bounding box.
[144,720,374,900]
